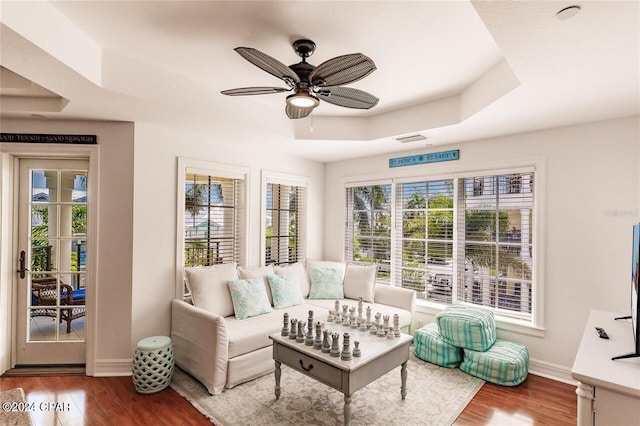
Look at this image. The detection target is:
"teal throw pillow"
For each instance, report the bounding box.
[267,274,305,309]
[227,278,273,320]
[308,267,344,299]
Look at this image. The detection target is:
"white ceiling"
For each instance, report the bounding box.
[0,1,638,162]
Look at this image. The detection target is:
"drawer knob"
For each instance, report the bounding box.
[299,359,314,372]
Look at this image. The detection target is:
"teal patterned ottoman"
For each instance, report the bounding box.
[460,339,529,386]
[414,323,463,368]
[436,305,496,352]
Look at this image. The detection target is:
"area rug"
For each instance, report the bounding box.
[0,388,33,426]
[170,353,484,426]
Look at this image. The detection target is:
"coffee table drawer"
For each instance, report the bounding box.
[276,345,341,389]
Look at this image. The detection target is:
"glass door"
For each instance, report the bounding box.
[16,158,88,365]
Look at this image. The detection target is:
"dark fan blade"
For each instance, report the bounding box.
[285,104,313,119]
[309,53,376,87]
[235,47,300,84]
[221,87,290,96]
[316,86,379,109]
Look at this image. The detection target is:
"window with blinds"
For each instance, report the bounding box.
[459,172,534,316]
[265,183,306,265]
[184,172,245,267]
[395,180,454,303]
[344,169,536,322]
[345,184,392,283]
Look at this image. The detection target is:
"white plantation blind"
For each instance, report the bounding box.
[344,168,536,323]
[345,184,392,283]
[458,172,534,317]
[184,172,245,267]
[265,183,306,265]
[394,179,455,303]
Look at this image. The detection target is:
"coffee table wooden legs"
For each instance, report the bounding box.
[401,361,408,400]
[274,360,281,400]
[344,394,352,425]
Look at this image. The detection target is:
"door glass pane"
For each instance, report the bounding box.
[60,205,87,237]
[61,171,88,202]
[31,240,56,272]
[31,170,57,202]
[31,205,57,237]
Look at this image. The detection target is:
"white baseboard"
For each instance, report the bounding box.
[93,358,132,377]
[529,357,576,385]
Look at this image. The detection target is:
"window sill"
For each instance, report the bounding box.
[414,300,546,338]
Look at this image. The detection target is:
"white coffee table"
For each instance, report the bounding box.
[270,328,413,425]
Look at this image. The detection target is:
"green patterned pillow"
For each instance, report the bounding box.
[308,268,344,299]
[436,305,496,352]
[267,274,304,309]
[227,278,273,320]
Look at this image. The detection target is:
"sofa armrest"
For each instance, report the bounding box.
[374,284,416,316]
[171,299,229,395]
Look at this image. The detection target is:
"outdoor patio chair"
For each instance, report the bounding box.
[31,277,86,333]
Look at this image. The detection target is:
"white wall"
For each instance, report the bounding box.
[130,123,325,349]
[0,118,135,374]
[324,116,640,374]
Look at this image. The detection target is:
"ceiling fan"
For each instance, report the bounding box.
[221,39,379,119]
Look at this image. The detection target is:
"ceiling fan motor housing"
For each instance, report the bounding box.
[292,39,316,59]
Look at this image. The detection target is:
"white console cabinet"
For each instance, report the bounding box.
[571,309,640,426]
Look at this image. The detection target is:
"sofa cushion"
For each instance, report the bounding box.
[238,264,275,305]
[308,268,344,299]
[227,278,273,320]
[267,274,304,309]
[343,263,377,303]
[184,262,238,317]
[460,339,529,386]
[274,262,310,298]
[225,303,318,358]
[414,323,463,368]
[436,305,496,352]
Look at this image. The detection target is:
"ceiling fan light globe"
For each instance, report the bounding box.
[286,93,319,108]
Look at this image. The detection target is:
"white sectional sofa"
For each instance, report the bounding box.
[171,260,416,395]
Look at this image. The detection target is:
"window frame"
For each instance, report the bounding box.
[175,157,250,298]
[342,159,545,334]
[260,170,309,267]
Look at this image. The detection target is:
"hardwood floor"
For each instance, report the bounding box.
[1,372,576,425]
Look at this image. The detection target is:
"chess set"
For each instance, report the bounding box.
[280,297,402,360]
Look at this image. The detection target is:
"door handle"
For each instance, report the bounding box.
[16,250,29,279]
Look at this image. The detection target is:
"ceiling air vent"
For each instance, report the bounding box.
[395,134,427,143]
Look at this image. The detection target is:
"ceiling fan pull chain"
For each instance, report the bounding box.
[310,112,314,133]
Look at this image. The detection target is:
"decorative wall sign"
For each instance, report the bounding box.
[389,150,459,168]
[0,133,97,144]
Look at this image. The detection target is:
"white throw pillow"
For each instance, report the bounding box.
[343,263,378,303]
[274,262,311,298]
[238,264,275,305]
[227,278,273,320]
[184,262,238,316]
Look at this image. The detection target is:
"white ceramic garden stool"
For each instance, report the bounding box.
[132,335,174,394]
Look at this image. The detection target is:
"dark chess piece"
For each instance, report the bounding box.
[289,319,298,340]
[330,333,340,357]
[282,313,290,336]
[353,341,361,357]
[322,330,331,353]
[341,333,352,360]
